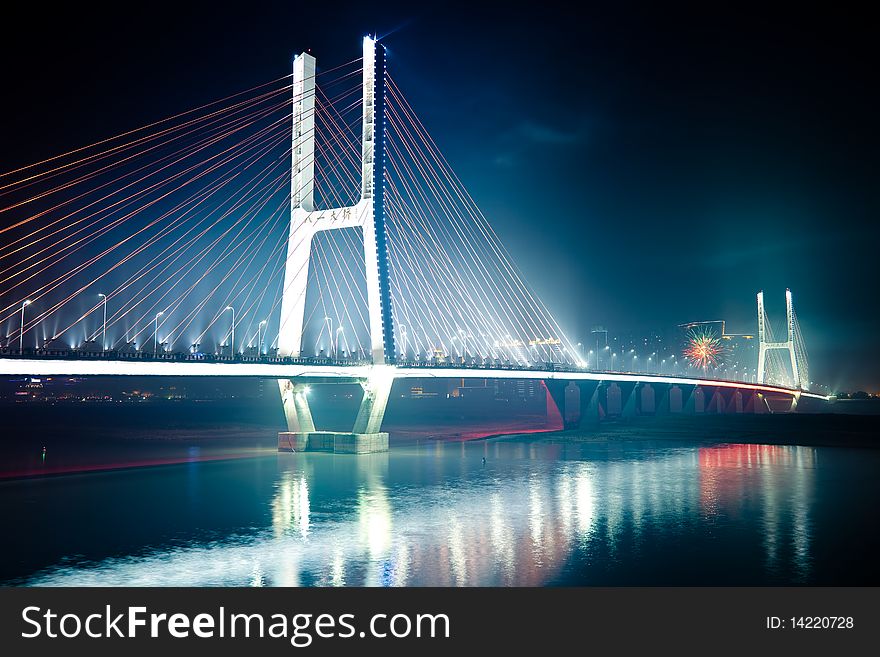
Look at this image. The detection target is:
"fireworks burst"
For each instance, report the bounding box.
[683,328,724,370]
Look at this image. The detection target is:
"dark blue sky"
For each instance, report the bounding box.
[1,2,876,389]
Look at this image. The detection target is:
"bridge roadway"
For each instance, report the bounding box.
[0,356,829,401]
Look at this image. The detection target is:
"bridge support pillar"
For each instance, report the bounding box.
[606,382,623,416]
[545,380,602,429]
[686,386,705,414]
[669,385,684,413]
[278,380,316,434]
[563,381,581,428]
[352,369,394,435]
[278,368,393,454]
[726,389,744,414]
[639,383,656,415]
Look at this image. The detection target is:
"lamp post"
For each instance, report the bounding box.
[154,311,164,356]
[336,326,344,360]
[225,306,235,356]
[98,293,107,354]
[399,324,407,360]
[612,352,617,371]
[323,317,333,357]
[591,326,608,370]
[19,300,31,353]
[258,320,267,355]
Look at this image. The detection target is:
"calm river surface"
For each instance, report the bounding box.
[2,439,878,586]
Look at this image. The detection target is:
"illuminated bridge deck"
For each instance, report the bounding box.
[0,357,828,401]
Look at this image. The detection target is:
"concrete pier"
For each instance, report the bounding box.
[278,431,389,454]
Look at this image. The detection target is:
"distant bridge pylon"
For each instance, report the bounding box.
[757,289,809,390]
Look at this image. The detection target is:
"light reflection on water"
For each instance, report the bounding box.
[8,439,878,586]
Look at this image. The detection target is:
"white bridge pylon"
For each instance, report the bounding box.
[757,289,808,390]
[277,36,392,365]
[276,37,394,444]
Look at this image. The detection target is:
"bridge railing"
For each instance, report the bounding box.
[0,349,793,389]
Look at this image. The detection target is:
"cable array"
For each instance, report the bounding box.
[1,54,579,366]
[383,75,579,365]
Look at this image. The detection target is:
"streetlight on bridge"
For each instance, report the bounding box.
[591,326,608,370]
[258,320,267,355]
[225,306,235,356]
[154,311,164,356]
[98,293,108,355]
[19,300,31,354]
[336,326,345,359]
[323,317,333,357]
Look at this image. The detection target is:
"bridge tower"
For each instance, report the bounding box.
[757,289,805,390]
[275,37,394,453]
[277,36,395,364]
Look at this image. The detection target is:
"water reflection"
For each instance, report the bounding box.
[698,444,815,582]
[17,440,852,586]
[271,472,310,539]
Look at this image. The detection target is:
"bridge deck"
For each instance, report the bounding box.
[0,358,828,400]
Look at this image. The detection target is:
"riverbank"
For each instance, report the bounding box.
[488,413,880,449]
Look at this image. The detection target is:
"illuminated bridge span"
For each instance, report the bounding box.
[0,38,825,451]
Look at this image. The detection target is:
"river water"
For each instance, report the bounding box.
[2,439,878,586]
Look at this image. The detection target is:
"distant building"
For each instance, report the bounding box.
[494,378,543,403]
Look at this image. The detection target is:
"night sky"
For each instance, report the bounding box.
[1,2,876,390]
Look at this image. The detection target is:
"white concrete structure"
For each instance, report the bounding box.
[757,289,804,389]
[277,36,391,364]
[274,37,394,447]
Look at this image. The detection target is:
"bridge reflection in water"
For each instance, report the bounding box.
[13,438,852,587]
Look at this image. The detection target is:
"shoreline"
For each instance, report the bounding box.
[485,412,880,449]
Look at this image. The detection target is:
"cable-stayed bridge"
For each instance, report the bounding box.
[0,38,826,452]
